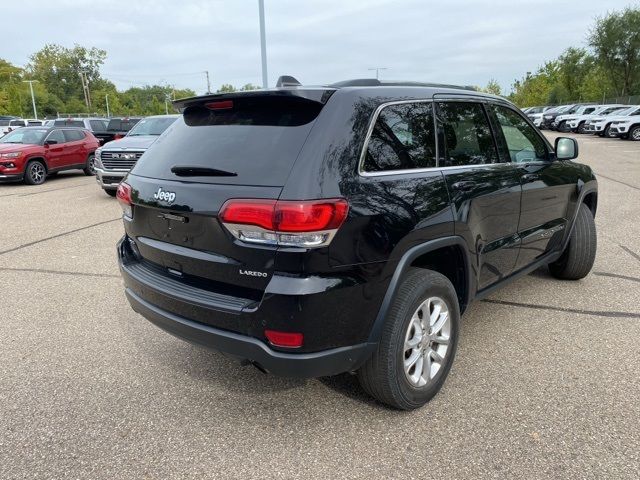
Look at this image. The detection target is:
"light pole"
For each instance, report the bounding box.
[204,71,211,94]
[368,67,388,80]
[105,94,110,117]
[22,80,38,119]
[259,0,268,88]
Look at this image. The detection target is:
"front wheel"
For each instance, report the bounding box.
[84,154,96,176]
[557,121,568,132]
[549,203,596,280]
[24,160,47,185]
[629,125,640,141]
[577,122,587,134]
[358,268,460,410]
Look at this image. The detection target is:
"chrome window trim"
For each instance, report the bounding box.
[358,99,438,177]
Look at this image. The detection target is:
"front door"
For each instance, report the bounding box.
[43,129,68,170]
[488,104,577,270]
[436,100,522,291]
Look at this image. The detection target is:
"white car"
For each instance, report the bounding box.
[555,105,625,133]
[525,106,550,128]
[609,114,640,141]
[0,118,27,137]
[584,106,640,137]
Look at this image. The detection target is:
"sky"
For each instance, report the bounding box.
[2,0,635,95]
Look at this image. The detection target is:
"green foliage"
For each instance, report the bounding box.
[511,5,640,106]
[589,6,640,95]
[217,84,237,93]
[480,79,502,96]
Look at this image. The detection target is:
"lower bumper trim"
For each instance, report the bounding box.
[125,288,375,378]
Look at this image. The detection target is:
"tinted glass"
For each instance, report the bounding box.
[63,130,85,142]
[127,117,177,136]
[363,102,436,172]
[0,120,9,126]
[46,130,66,143]
[491,105,547,163]
[436,102,497,167]
[54,119,84,128]
[107,118,140,131]
[89,120,106,131]
[27,121,43,126]
[9,120,25,126]
[131,97,322,186]
[0,128,48,144]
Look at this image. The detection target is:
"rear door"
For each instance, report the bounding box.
[123,93,329,297]
[436,99,522,290]
[62,129,86,166]
[488,103,576,270]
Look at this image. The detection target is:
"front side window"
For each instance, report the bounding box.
[46,130,66,144]
[436,102,497,167]
[491,105,548,163]
[63,130,85,142]
[363,102,436,172]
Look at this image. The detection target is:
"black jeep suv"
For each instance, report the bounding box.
[116,78,598,410]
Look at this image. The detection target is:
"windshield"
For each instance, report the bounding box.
[0,128,48,144]
[127,117,177,136]
[610,106,636,116]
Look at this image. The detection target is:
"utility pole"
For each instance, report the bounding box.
[79,71,92,110]
[204,71,211,94]
[368,67,388,80]
[105,94,110,117]
[259,0,268,88]
[164,94,171,115]
[22,80,38,119]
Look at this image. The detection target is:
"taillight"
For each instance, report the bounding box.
[114,133,123,140]
[220,198,349,248]
[116,182,133,218]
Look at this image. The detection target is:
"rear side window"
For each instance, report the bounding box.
[363,102,436,173]
[63,130,85,142]
[436,102,498,167]
[131,96,324,186]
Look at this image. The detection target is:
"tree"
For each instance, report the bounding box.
[589,7,640,96]
[482,79,502,96]
[240,83,261,91]
[217,84,237,93]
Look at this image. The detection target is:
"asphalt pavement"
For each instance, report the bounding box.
[1,132,639,479]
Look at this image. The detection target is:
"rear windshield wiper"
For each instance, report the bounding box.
[171,165,237,177]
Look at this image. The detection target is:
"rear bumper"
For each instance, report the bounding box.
[117,236,380,377]
[125,288,374,377]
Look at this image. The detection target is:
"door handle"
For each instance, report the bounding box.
[451,181,476,191]
[521,174,540,184]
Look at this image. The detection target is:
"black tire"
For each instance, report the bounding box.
[576,122,586,134]
[629,125,640,141]
[549,203,596,280]
[83,154,96,176]
[557,121,568,132]
[104,189,117,197]
[603,124,614,138]
[24,160,47,185]
[358,268,460,410]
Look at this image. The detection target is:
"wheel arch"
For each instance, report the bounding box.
[25,156,48,172]
[366,236,473,344]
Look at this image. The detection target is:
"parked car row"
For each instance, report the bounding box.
[0,115,176,185]
[523,103,640,140]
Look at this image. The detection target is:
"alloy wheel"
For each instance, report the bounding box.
[403,296,451,387]
[29,162,45,184]
[632,128,640,141]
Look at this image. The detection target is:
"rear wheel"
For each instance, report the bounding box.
[629,125,640,141]
[104,189,117,197]
[549,203,596,280]
[358,268,460,410]
[24,160,47,185]
[84,154,96,176]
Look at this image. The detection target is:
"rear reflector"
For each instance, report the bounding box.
[264,330,304,348]
[116,182,133,218]
[219,199,349,248]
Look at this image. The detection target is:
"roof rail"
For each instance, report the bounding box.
[329,79,477,91]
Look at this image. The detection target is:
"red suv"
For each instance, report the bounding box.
[0,126,99,185]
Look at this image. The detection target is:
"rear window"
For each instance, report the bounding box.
[107,118,140,132]
[0,120,9,126]
[131,96,323,186]
[54,119,84,127]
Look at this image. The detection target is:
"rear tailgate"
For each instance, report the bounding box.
[122,89,335,305]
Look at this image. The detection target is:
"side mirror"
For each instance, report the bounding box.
[44,139,58,145]
[555,137,578,160]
